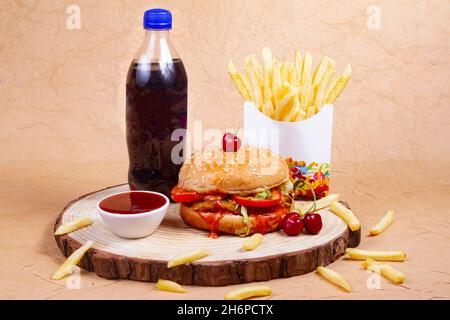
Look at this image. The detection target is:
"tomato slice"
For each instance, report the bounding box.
[171,186,202,203]
[232,189,282,207]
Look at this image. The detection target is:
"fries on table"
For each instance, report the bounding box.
[156,279,187,293]
[330,201,360,231]
[167,250,210,268]
[316,266,352,292]
[51,240,94,280]
[362,259,405,284]
[224,285,272,300]
[370,210,395,236]
[346,248,406,262]
[54,216,93,236]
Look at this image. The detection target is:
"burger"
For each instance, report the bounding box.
[171,146,292,237]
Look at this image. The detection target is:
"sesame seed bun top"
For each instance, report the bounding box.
[178,146,289,194]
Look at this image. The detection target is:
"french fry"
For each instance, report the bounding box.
[307,84,317,107]
[262,47,273,96]
[330,201,361,231]
[346,249,406,262]
[310,57,335,108]
[312,56,330,86]
[281,96,300,122]
[314,86,327,111]
[256,59,264,86]
[51,240,94,280]
[293,50,303,85]
[327,58,336,74]
[263,85,273,104]
[300,52,312,86]
[167,250,210,268]
[293,108,306,121]
[315,194,340,209]
[306,105,316,119]
[228,60,252,101]
[362,259,405,284]
[325,75,339,102]
[156,279,187,293]
[54,216,93,236]
[242,233,263,251]
[279,80,291,98]
[299,83,310,111]
[370,210,395,236]
[245,56,263,108]
[224,285,272,300]
[326,64,351,104]
[288,96,301,121]
[262,101,274,118]
[297,194,339,213]
[277,84,299,119]
[281,61,294,84]
[300,69,312,109]
[315,61,335,109]
[271,62,282,105]
[247,54,263,86]
[316,266,352,292]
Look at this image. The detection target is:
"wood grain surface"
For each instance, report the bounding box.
[55,184,360,286]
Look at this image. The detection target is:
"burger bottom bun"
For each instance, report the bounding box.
[180,204,288,236]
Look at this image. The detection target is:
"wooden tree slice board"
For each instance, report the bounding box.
[55,184,360,286]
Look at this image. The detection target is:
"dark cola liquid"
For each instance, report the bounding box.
[126,59,187,198]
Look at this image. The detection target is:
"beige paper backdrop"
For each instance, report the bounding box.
[0,0,449,299]
[1,0,449,166]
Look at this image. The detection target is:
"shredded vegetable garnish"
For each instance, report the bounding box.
[238,205,252,237]
[253,189,272,199]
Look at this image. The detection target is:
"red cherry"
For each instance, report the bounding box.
[303,212,322,235]
[222,132,241,152]
[281,212,304,236]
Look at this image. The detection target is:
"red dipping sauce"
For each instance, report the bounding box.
[99,192,167,215]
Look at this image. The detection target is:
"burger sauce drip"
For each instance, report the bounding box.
[197,211,225,238]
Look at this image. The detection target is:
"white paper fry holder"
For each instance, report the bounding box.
[243,102,333,200]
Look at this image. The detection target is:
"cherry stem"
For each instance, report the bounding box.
[292,178,317,215]
[302,180,317,214]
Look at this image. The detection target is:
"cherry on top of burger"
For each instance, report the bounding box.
[222,132,241,152]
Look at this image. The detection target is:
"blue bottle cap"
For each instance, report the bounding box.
[143,8,172,30]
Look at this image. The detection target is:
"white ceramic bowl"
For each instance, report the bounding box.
[97,191,169,239]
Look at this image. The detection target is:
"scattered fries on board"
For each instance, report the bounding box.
[167,250,210,268]
[330,201,361,231]
[297,194,339,214]
[156,279,187,293]
[51,240,94,280]
[346,248,406,262]
[369,210,395,236]
[362,259,405,284]
[224,285,272,300]
[242,233,263,251]
[54,216,93,236]
[316,266,352,292]
[228,48,351,121]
